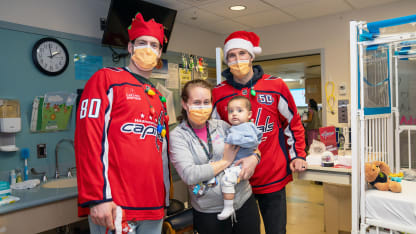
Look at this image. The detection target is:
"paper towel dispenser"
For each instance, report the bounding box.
[0,99,21,152]
[0,99,21,133]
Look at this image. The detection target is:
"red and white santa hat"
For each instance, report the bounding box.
[127,12,165,46]
[223,31,262,62]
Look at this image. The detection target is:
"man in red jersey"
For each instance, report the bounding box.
[75,13,170,234]
[212,31,307,234]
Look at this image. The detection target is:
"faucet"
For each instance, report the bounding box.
[55,139,74,179]
[30,168,48,182]
[67,167,76,178]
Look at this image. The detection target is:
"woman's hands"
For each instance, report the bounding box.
[235,155,258,180]
[210,143,239,175]
[235,149,260,180]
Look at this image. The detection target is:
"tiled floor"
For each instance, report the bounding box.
[261,179,326,234]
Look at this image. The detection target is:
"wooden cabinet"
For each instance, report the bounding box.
[0,198,84,233]
[305,77,322,104]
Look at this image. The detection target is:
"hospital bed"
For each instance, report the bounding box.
[350,15,416,234]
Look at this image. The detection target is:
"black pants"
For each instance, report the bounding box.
[255,188,287,234]
[193,194,260,234]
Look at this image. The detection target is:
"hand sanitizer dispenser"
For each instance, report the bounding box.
[0,99,21,151]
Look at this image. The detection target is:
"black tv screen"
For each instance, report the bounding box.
[102,0,177,52]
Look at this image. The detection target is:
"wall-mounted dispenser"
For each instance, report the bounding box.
[0,99,21,151]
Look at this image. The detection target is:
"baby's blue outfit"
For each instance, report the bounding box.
[220,122,263,194]
[225,122,263,162]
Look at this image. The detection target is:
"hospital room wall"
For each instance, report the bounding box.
[0,0,224,59]
[0,25,127,180]
[253,0,416,127]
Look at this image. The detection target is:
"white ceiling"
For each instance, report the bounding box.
[143,0,401,34]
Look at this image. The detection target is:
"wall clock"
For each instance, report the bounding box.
[32,37,69,76]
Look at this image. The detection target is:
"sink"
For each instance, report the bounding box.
[42,177,77,189]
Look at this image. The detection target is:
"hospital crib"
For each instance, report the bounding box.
[350,15,416,234]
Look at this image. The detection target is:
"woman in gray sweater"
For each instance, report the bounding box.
[169,79,260,234]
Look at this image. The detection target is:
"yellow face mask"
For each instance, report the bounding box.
[131,45,159,71]
[228,60,251,79]
[188,105,212,125]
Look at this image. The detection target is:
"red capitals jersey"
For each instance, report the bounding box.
[212,71,306,194]
[75,67,169,220]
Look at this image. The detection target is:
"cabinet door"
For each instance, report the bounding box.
[305,77,322,104]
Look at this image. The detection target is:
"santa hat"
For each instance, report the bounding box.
[127,12,165,46]
[223,31,262,62]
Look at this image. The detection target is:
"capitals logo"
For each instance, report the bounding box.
[120,111,165,151]
[255,108,274,134]
[120,123,157,139]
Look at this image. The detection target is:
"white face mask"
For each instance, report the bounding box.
[131,45,160,71]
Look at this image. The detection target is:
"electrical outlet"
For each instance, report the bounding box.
[100,18,106,31]
[37,144,47,158]
[338,100,349,123]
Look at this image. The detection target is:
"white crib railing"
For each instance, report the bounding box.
[364,114,393,165]
[359,113,394,234]
[396,125,416,170]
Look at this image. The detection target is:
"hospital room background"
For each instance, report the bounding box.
[0,0,416,233]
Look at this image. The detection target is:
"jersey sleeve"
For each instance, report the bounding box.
[75,69,113,207]
[276,79,306,160]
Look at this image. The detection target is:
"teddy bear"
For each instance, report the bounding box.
[364,161,402,193]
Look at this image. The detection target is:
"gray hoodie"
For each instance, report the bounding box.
[169,119,252,213]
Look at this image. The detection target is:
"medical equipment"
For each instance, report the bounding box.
[325,81,336,115]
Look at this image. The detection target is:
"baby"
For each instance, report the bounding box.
[217,95,262,220]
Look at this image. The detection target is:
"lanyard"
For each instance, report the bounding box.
[187,120,213,160]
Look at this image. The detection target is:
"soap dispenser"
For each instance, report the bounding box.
[0,99,21,151]
[16,169,23,183]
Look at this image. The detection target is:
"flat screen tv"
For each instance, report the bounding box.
[102,0,177,53]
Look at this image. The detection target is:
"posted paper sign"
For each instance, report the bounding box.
[74,54,103,80]
[319,126,338,155]
[167,63,179,89]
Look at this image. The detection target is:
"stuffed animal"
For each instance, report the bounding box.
[364,161,402,193]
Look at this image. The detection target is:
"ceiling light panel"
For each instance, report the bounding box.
[229,5,246,11]
[198,0,271,18]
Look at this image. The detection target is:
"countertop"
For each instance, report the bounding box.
[297,164,352,185]
[306,165,351,173]
[0,181,77,215]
